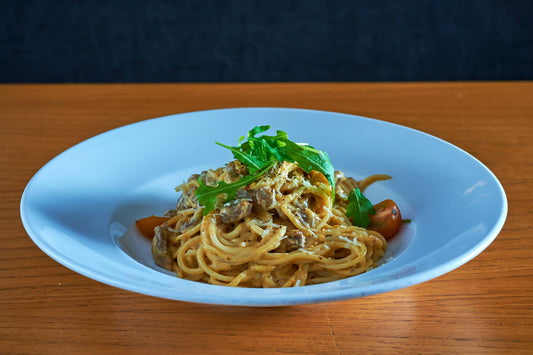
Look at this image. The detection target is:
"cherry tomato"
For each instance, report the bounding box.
[367,199,402,240]
[135,215,170,239]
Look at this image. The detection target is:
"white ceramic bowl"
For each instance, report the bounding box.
[20,108,507,306]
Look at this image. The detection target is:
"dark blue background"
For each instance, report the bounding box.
[2,1,532,82]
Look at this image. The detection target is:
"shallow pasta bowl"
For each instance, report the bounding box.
[20,108,507,306]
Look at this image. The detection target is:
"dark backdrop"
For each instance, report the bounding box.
[2,0,532,83]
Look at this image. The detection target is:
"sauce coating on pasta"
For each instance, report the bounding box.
[149,160,387,287]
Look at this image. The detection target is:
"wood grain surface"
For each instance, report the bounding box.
[1,82,532,354]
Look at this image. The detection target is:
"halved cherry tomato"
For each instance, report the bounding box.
[135,215,170,239]
[367,199,402,240]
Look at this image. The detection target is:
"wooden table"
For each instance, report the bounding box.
[2,82,532,353]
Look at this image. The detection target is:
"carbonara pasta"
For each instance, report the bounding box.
[150,160,388,288]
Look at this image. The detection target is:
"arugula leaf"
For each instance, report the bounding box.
[215,142,265,173]
[198,126,336,214]
[247,125,271,138]
[216,125,336,195]
[346,188,376,228]
[195,163,273,215]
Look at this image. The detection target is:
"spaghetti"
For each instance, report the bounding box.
[150,160,388,288]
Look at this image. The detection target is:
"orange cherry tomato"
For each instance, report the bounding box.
[367,199,402,240]
[135,215,170,239]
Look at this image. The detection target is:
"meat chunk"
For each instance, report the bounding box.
[151,226,173,271]
[219,199,253,224]
[200,169,218,186]
[250,187,276,210]
[285,229,306,251]
[271,229,306,253]
[225,160,248,180]
[334,171,358,199]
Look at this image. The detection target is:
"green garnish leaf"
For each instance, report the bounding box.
[216,125,335,194]
[197,125,336,214]
[196,163,273,215]
[215,142,265,173]
[346,188,376,228]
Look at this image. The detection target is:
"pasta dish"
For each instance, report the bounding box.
[137,126,403,288]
